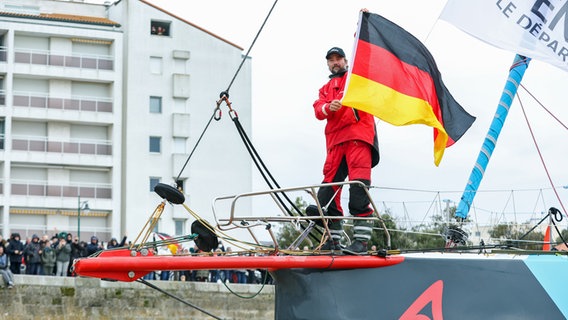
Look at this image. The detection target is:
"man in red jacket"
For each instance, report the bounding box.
[310,47,379,254]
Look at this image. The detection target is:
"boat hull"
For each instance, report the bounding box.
[271,253,568,319]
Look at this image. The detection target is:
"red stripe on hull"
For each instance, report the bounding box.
[73,249,405,282]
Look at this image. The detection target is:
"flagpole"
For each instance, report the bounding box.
[455,54,531,220]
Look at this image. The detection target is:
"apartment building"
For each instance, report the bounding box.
[0,0,252,243]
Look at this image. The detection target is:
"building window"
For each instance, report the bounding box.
[151,21,171,36]
[174,219,185,236]
[0,118,4,150]
[149,136,161,153]
[150,96,162,113]
[150,177,160,192]
[149,56,162,74]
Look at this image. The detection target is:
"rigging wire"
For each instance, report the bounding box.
[520,83,568,131]
[229,113,323,243]
[224,0,279,94]
[516,92,568,218]
[175,0,280,181]
[136,278,222,320]
[175,110,217,182]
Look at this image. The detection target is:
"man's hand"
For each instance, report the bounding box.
[329,100,342,112]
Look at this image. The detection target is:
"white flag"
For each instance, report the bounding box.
[440,0,568,72]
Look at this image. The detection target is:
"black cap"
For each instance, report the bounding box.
[326,47,345,59]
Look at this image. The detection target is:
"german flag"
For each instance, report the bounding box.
[342,12,475,166]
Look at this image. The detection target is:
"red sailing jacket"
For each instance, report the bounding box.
[313,72,379,167]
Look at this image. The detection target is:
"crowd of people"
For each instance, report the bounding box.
[0,233,273,288]
[0,231,124,288]
[143,241,273,285]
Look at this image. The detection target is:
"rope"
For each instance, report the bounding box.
[520,83,568,131]
[230,115,323,244]
[220,271,270,299]
[136,278,223,320]
[175,0,279,181]
[549,208,568,248]
[516,93,568,218]
[224,0,279,94]
[175,109,217,182]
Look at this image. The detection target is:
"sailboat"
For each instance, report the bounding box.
[73,2,568,319]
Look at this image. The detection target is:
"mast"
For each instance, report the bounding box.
[455,54,531,220]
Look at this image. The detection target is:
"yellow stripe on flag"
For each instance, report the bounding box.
[342,74,448,165]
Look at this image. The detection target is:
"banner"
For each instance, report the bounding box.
[440,0,568,72]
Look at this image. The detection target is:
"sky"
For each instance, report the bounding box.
[143,0,568,234]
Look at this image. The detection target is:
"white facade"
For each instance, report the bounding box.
[0,0,252,242]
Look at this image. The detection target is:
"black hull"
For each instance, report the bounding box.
[272,254,568,319]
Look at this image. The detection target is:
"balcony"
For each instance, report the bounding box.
[0,46,6,62]
[12,91,113,113]
[11,135,112,156]
[10,180,112,199]
[14,48,113,71]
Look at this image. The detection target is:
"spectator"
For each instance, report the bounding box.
[195,269,209,282]
[65,233,74,276]
[0,246,15,288]
[71,237,87,260]
[5,233,24,275]
[24,234,43,275]
[107,235,127,249]
[22,237,31,272]
[209,248,224,283]
[177,247,193,282]
[41,239,56,276]
[235,252,248,284]
[86,236,103,256]
[225,247,235,283]
[55,237,71,277]
[0,235,5,248]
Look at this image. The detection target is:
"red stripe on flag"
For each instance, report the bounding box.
[351,39,444,129]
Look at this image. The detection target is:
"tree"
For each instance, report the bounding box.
[408,214,446,249]
[555,228,568,246]
[488,222,545,250]
[367,209,413,250]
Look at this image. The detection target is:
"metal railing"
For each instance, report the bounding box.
[11,135,112,155]
[10,180,112,199]
[13,48,114,70]
[212,181,391,249]
[12,91,113,112]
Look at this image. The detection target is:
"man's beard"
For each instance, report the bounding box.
[330,65,348,76]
